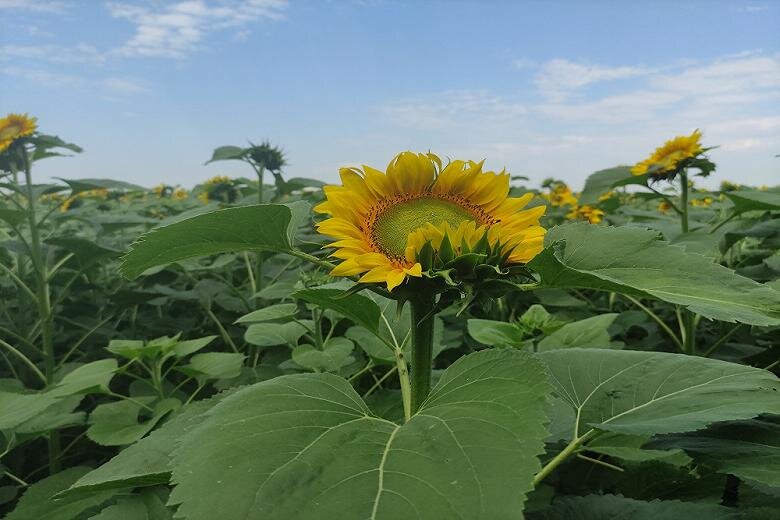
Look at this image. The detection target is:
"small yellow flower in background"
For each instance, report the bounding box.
[720,180,740,192]
[598,191,615,202]
[40,192,65,203]
[541,183,579,207]
[0,113,38,152]
[197,192,209,204]
[172,187,188,200]
[657,200,673,214]
[566,204,604,224]
[631,130,703,177]
[58,188,109,212]
[690,196,713,207]
[315,151,546,291]
[152,184,166,197]
[205,175,231,186]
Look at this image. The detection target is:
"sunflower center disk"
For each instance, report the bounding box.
[372,197,475,257]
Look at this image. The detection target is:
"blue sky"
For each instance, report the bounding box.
[1,0,779,189]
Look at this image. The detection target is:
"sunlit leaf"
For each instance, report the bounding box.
[168,349,550,519]
[530,223,780,325]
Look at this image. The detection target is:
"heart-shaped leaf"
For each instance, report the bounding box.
[121,204,304,279]
[541,349,780,437]
[530,223,780,325]
[292,337,354,372]
[169,349,551,519]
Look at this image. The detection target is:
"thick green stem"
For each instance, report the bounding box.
[255,164,265,293]
[534,430,596,485]
[410,296,436,414]
[393,347,412,422]
[21,149,60,473]
[680,171,689,233]
[678,171,698,355]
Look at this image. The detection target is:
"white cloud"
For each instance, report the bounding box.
[534,59,656,100]
[379,52,780,188]
[0,43,105,64]
[2,66,82,87]
[101,77,148,93]
[107,0,288,58]
[0,0,68,12]
[382,90,527,131]
[538,53,780,124]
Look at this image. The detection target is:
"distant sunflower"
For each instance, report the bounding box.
[172,187,188,200]
[315,151,546,291]
[566,204,604,224]
[0,113,38,152]
[631,130,703,177]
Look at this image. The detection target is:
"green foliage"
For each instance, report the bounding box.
[121,203,308,279]
[1,138,779,518]
[541,349,780,436]
[531,223,780,325]
[168,349,550,520]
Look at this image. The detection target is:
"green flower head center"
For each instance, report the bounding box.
[371,196,476,257]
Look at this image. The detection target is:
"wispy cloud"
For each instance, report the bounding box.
[538,53,780,124]
[382,90,527,131]
[0,43,105,64]
[107,0,288,58]
[0,0,68,12]
[534,59,656,101]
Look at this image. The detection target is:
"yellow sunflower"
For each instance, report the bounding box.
[172,187,188,200]
[631,130,703,176]
[566,204,604,224]
[315,152,546,291]
[690,196,713,207]
[541,183,579,207]
[657,200,673,214]
[0,113,38,152]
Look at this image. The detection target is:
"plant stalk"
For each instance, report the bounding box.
[534,430,596,485]
[21,148,61,473]
[410,295,436,414]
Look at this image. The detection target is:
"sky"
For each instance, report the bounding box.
[1,0,779,190]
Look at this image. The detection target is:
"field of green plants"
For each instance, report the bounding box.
[1,116,779,519]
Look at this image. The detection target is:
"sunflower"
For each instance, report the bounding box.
[631,130,703,177]
[657,200,673,214]
[541,182,578,207]
[690,196,713,207]
[172,187,188,200]
[566,204,604,224]
[315,152,546,291]
[0,113,38,152]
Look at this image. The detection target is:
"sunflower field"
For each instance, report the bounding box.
[1,115,779,519]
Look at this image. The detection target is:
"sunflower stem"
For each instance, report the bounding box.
[20,147,61,474]
[254,163,265,294]
[678,171,698,355]
[410,295,436,414]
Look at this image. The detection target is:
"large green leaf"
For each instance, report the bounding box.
[58,178,145,194]
[169,349,551,520]
[528,494,739,520]
[291,337,355,372]
[121,204,297,279]
[537,314,618,351]
[649,417,780,488]
[540,349,780,437]
[5,467,118,520]
[205,145,247,164]
[529,223,780,325]
[293,288,381,333]
[65,394,230,495]
[579,166,644,205]
[725,190,780,214]
[467,319,526,348]
[88,491,172,520]
[87,398,180,446]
